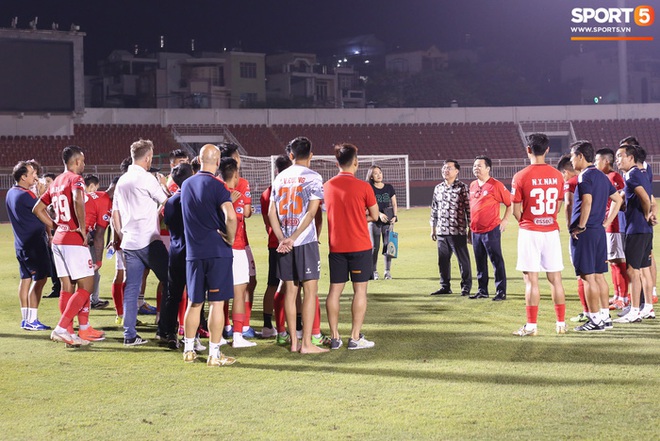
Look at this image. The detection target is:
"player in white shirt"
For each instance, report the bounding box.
[268,137,328,354]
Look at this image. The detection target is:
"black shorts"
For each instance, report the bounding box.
[276,242,321,282]
[267,248,280,287]
[16,241,51,281]
[624,233,653,269]
[328,249,372,284]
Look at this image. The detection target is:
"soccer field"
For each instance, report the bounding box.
[0,207,658,440]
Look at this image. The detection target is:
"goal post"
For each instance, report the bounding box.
[239,154,410,211]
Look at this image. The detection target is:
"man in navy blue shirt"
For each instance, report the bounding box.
[180,144,237,366]
[569,141,622,332]
[6,161,51,330]
[163,163,198,346]
[614,144,655,323]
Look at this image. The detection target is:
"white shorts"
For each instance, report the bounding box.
[115,249,126,271]
[52,244,94,281]
[606,232,625,260]
[245,245,256,277]
[232,249,249,285]
[516,229,564,273]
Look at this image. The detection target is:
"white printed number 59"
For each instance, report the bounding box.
[529,188,558,215]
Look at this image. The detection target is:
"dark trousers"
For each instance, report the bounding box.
[124,240,170,339]
[437,235,472,292]
[47,246,61,294]
[168,248,187,328]
[472,227,506,295]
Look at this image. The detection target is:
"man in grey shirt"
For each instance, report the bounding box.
[430,159,472,296]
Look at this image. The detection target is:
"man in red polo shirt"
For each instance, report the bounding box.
[468,155,512,301]
[324,143,379,350]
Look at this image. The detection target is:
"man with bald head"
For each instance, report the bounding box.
[113,139,172,346]
[180,144,237,366]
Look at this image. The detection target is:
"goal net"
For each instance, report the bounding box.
[240,154,410,212]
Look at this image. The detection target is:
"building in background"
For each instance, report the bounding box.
[91,50,265,109]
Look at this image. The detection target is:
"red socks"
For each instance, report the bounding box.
[244,301,252,327]
[312,296,321,335]
[156,283,162,313]
[178,290,188,328]
[111,282,124,316]
[232,313,245,334]
[577,278,587,312]
[58,288,90,330]
[554,304,566,322]
[273,291,286,333]
[223,302,230,327]
[58,291,74,333]
[616,262,629,300]
[526,305,538,324]
[59,291,72,315]
[78,296,90,327]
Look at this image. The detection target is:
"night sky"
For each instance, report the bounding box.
[2,0,658,75]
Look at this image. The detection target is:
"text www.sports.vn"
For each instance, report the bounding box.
[571,26,632,33]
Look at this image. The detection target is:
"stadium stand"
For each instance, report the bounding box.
[226,122,523,160]
[0,124,179,167]
[572,118,660,151]
[2,118,659,169]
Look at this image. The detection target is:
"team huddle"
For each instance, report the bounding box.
[7,132,656,365]
[7,136,385,365]
[430,133,657,336]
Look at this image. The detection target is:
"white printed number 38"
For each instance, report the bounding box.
[529,188,558,215]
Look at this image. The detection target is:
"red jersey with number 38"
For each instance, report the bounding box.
[511,164,565,232]
[40,170,86,245]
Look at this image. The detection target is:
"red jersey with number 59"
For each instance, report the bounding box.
[39,170,86,245]
[511,164,564,232]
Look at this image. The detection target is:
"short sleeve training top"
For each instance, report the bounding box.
[324,172,377,253]
[270,164,323,247]
[181,171,233,260]
[570,165,616,229]
[511,164,564,232]
[40,171,86,246]
[84,191,112,233]
[6,186,47,250]
[469,177,511,233]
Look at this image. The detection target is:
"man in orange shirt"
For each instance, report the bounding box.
[469,156,512,301]
[324,143,380,350]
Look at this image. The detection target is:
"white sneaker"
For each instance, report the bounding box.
[641,306,656,319]
[613,310,642,323]
[232,334,257,348]
[193,337,206,352]
[67,334,91,348]
[383,271,392,280]
[50,329,75,345]
[373,271,379,280]
[260,327,278,338]
[347,335,375,350]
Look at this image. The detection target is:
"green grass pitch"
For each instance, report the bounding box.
[0,207,658,440]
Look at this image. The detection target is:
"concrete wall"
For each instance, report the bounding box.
[2,102,660,136]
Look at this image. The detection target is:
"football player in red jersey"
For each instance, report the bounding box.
[33,146,104,346]
[511,134,567,336]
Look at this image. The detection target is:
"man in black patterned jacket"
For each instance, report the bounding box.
[430,159,472,296]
